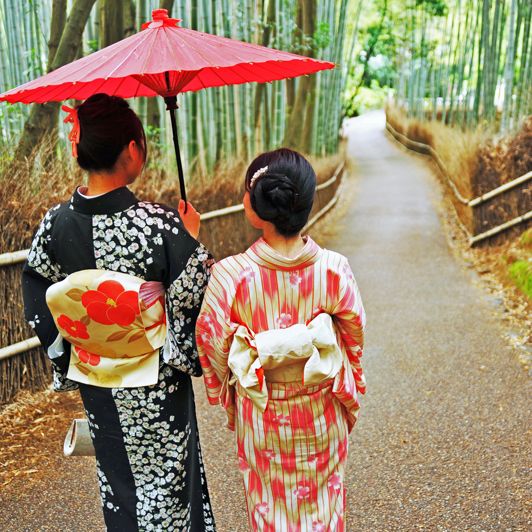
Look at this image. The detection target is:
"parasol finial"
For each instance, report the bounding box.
[141,10,182,30]
[152,9,169,21]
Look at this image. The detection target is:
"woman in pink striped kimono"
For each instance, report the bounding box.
[196,148,366,532]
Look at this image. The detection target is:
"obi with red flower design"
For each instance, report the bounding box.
[46,269,166,388]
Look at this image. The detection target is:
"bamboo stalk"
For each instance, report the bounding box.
[501,0,519,131]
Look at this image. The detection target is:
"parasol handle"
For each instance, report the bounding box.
[164,95,187,213]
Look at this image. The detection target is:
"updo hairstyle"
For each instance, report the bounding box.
[76,93,147,172]
[246,148,316,238]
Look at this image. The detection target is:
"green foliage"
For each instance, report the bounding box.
[416,0,448,17]
[87,40,99,54]
[508,260,532,300]
[314,22,332,51]
[344,80,388,117]
[520,229,532,249]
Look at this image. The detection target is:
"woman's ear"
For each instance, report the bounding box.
[243,191,266,229]
[128,140,139,161]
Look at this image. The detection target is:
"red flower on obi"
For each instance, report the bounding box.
[75,346,100,366]
[57,315,90,339]
[81,280,140,326]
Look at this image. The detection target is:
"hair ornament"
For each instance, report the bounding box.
[250,166,268,188]
[62,105,80,158]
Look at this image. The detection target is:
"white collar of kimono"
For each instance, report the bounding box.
[77,186,106,199]
[246,236,323,271]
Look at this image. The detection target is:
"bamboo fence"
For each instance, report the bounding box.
[0,160,346,403]
[386,119,532,247]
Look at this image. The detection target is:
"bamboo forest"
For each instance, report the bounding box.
[3,2,532,530]
[2,1,532,167]
[0,0,361,173]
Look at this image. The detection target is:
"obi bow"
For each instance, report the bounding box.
[228,313,344,411]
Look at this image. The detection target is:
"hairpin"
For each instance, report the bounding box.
[250,166,268,188]
[62,105,80,158]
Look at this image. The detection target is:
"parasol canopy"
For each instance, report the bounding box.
[0,9,336,203]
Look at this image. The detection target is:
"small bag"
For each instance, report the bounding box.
[63,418,95,457]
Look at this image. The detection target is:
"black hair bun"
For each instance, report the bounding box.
[247,148,316,237]
[76,93,146,172]
[252,173,298,223]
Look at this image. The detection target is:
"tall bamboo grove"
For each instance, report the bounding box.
[395,0,532,132]
[0,0,364,173]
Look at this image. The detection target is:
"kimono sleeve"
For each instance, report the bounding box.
[163,243,215,377]
[195,262,240,406]
[330,257,367,395]
[22,211,78,392]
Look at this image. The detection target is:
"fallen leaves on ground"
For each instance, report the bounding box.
[0,387,84,487]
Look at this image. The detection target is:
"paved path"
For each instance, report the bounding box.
[3,110,532,531]
[336,110,532,531]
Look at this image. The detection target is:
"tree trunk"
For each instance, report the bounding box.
[282,0,317,150]
[123,0,136,38]
[302,0,317,154]
[159,0,176,15]
[16,0,98,160]
[211,0,223,164]
[515,2,531,120]
[501,0,518,131]
[99,0,123,49]
[285,2,303,123]
[354,0,388,97]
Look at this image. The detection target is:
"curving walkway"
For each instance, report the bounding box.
[337,110,532,531]
[2,110,531,531]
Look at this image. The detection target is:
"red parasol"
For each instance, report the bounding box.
[0,9,335,204]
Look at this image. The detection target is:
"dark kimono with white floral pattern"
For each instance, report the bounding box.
[23,187,216,532]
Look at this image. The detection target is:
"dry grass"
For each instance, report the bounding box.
[0,387,85,488]
[474,117,532,195]
[386,105,532,245]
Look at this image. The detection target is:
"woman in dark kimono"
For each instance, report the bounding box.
[22,93,216,532]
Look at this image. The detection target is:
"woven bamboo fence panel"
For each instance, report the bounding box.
[0,263,52,403]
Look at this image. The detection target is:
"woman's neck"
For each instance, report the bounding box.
[85,170,129,196]
[262,226,306,259]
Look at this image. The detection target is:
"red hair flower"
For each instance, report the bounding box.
[81,280,140,326]
[57,315,90,339]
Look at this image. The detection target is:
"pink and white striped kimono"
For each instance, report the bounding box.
[196,237,365,532]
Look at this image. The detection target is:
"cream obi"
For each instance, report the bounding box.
[228,313,343,411]
[46,270,166,388]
